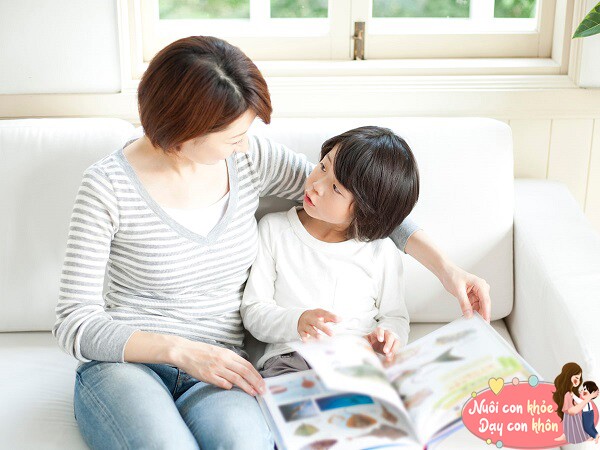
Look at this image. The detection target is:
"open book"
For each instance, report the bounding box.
[256,313,538,450]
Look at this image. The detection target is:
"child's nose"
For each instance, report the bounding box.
[312,180,325,195]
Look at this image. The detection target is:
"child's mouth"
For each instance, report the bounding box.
[304,193,315,207]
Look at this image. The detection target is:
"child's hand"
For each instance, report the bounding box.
[297,309,340,341]
[365,327,401,361]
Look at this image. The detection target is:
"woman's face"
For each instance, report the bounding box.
[572,373,582,387]
[176,109,257,165]
[303,146,354,227]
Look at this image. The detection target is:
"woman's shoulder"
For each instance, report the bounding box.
[84,149,123,176]
[78,149,128,199]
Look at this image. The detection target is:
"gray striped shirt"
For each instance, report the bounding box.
[53,135,419,363]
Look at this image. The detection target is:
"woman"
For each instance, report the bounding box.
[553,362,598,444]
[53,36,491,449]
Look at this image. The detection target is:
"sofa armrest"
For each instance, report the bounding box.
[507,179,600,382]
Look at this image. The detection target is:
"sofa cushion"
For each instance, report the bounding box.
[0,320,515,449]
[0,118,135,332]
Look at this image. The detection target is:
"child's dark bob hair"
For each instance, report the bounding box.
[583,381,599,393]
[320,126,419,241]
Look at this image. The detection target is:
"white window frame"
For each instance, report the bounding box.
[140,0,351,62]
[358,0,556,59]
[118,0,579,88]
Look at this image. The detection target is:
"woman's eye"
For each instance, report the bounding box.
[320,162,326,172]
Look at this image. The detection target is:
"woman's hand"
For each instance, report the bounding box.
[440,264,491,322]
[365,327,401,361]
[298,308,340,341]
[404,230,492,322]
[170,338,266,397]
[124,331,265,396]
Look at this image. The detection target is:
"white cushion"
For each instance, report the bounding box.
[0,332,84,449]
[0,321,515,449]
[510,179,600,382]
[0,118,136,332]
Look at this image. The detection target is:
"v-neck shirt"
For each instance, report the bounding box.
[161,193,230,238]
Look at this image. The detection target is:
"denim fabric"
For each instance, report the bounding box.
[582,409,598,438]
[74,361,273,450]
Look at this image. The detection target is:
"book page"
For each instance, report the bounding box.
[258,369,420,450]
[290,335,406,414]
[383,314,538,445]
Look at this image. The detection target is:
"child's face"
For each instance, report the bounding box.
[303,146,354,228]
[580,387,590,400]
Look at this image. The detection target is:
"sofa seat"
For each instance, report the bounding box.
[0,321,514,449]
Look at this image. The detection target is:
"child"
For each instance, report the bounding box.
[241,126,420,377]
[580,381,600,443]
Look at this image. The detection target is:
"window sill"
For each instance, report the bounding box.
[256,58,564,78]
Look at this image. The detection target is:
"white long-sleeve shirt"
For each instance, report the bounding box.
[241,206,410,369]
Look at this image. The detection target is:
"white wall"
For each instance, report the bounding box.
[0,0,120,94]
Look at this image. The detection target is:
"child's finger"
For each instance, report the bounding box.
[303,325,319,340]
[319,310,341,324]
[377,327,384,343]
[314,321,334,337]
[312,325,324,339]
[383,332,395,354]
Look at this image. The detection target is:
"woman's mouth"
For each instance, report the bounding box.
[304,193,315,207]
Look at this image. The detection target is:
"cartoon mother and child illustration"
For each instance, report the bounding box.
[553,362,600,445]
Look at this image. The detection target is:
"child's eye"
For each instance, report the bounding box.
[333,184,341,194]
[320,162,326,172]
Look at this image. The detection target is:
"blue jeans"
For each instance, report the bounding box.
[74,360,274,450]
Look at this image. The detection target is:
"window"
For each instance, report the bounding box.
[365,0,556,58]
[137,0,555,61]
[119,0,569,84]
[140,0,346,61]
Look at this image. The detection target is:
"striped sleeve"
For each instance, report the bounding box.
[390,215,421,254]
[245,135,312,201]
[52,167,138,362]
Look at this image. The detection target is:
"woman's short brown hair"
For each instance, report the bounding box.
[321,126,420,241]
[138,36,272,151]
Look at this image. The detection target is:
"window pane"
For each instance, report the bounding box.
[159,0,250,19]
[372,0,470,18]
[270,0,328,18]
[494,0,536,18]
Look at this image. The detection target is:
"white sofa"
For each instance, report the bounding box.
[1,117,598,450]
